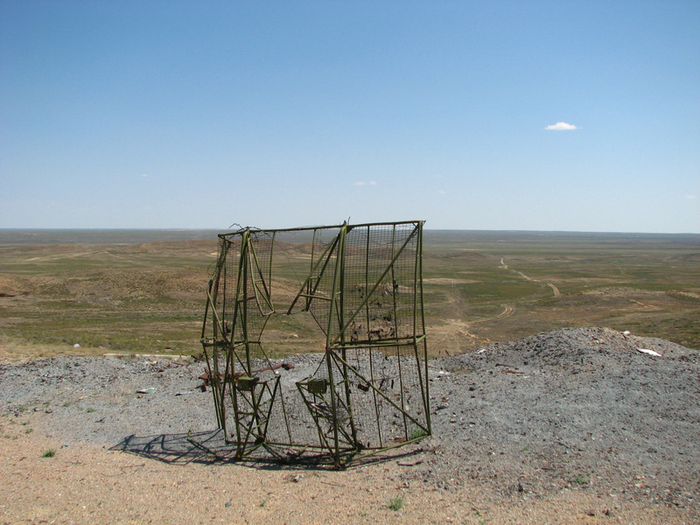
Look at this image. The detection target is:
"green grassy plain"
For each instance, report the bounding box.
[0,229,698,363]
[423,230,699,354]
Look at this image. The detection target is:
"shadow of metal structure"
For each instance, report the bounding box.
[112,430,425,471]
[113,430,236,464]
[200,221,430,467]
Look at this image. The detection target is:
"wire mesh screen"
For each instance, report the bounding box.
[200,221,429,466]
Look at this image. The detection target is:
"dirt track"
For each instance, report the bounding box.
[1,327,698,524]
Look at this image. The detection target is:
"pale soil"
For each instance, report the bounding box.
[1,418,695,525]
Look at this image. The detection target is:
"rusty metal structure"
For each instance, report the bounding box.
[200,221,430,466]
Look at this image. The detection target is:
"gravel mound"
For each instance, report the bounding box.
[423,327,699,508]
[1,327,698,510]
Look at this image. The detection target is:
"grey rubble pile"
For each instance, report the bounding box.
[1,327,698,510]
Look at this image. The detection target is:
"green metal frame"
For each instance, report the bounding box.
[200,220,430,467]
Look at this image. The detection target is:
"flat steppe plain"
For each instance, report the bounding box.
[1,228,698,360]
[1,229,698,524]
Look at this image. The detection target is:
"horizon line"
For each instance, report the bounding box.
[1,227,698,236]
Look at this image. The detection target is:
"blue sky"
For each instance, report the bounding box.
[1,1,698,233]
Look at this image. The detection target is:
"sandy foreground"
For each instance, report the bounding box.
[1,412,695,525]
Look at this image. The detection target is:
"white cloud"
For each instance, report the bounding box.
[686,195,697,199]
[369,181,377,186]
[353,181,366,186]
[545,122,578,131]
[140,173,149,177]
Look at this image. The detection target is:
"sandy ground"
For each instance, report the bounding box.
[1,415,696,525]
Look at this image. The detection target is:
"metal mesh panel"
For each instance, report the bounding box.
[200,221,429,466]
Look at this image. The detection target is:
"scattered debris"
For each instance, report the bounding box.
[637,348,662,357]
[104,353,195,363]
